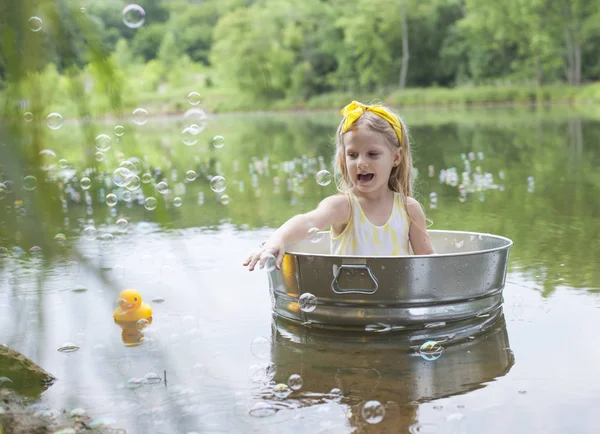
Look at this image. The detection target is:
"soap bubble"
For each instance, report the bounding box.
[181,126,200,146]
[299,293,317,312]
[114,125,125,136]
[362,400,385,424]
[126,175,141,191]
[83,226,96,241]
[316,170,332,186]
[59,158,69,169]
[78,177,91,190]
[210,176,226,193]
[46,113,63,130]
[142,173,152,184]
[23,176,38,191]
[185,170,197,181]
[287,374,303,391]
[307,227,324,243]
[248,402,276,418]
[144,197,158,210]
[24,112,34,122]
[57,342,80,353]
[106,194,118,207]
[113,168,133,187]
[39,150,57,171]
[95,134,112,152]
[122,191,132,202]
[27,16,43,32]
[116,218,128,233]
[419,341,444,361]
[0,183,6,200]
[220,194,230,205]
[132,108,148,125]
[156,181,169,194]
[188,92,201,105]
[143,372,162,385]
[173,197,183,207]
[95,152,104,162]
[273,383,292,399]
[122,4,145,29]
[136,318,149,331]
[212,135,225,149]
[250,337,270,359]
[183,108,207,132]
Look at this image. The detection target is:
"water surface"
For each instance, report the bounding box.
[1,107,599,433]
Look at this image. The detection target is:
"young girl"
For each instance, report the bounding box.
[244,100,435,271]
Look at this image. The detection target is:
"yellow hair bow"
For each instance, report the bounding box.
[341,101,403,146]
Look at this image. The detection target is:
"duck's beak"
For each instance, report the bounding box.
[118,298,134,310]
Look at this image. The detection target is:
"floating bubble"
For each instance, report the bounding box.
[125,175,141,191]
[185,170,197,181]
[113,168,133,187]
[83,226,96,240]
[59,158,69,169]
[212,135,225,149]
[188,92,201,105]
[116,218,128,233]
[249,402,276,418]
[12,246,25,258]
[316,170,332,186]
[27,16,43,32]
[181,126,200,146]
[57,342,80,353]
[114,125,125,136]
[132,108,148,125]
[220,194,230,205]
[273,383,292,399]
[78,177,91,191]
[122,4,145,29]
[288,374,303,391]
[299,293,317,312]
[156,181,169,194]
[144,197,158,210]
[142,173,152,184]
[136,318,149,331]
[0,183,6,200]
[46,113,63,130]
[23,176,38,191]
[307,227,324,244]
[95,134,112,152]
[122,190,132,202]
[95,152,104,162]
[125,377,144,389]
[143,372,162,385]
[173,197,183,207]
[362,400,385,424]
[250,337,271,359]
[183,108,207,132]
[419,341,444,361]
[89,418,118,428]
[24,112,34,122]
[39,149,57,171]
[210,176,226,193]
[54,233,67,243]
[106,194,118,207]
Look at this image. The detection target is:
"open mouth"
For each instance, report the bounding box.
[357,173,374,182]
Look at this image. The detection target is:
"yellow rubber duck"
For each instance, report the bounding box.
[113,289,152,322]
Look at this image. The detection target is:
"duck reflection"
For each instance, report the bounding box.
[113,317,153,347]
[268,308,513,432]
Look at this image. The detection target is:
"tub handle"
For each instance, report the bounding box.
[331,264,379,295]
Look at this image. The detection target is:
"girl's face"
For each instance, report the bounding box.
[344,128,400,195]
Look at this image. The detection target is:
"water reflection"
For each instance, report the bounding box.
[267,310,513,432]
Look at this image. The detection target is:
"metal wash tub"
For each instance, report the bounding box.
[267,230,513,328]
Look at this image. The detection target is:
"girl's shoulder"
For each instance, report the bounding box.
[319,193,352,223]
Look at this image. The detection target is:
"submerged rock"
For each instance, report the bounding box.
[0,345,55,397]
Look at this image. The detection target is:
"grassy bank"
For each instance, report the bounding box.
[133,82,600,115]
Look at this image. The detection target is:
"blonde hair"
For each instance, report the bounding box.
[333,105,413,199]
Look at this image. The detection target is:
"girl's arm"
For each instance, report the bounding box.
[244,194,350,271]
[407,197,435,255]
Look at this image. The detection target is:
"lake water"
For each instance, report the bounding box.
[1,107,599,433]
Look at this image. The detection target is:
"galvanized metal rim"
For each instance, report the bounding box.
[285,229,513,259]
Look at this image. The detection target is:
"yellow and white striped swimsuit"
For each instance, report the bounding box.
[330,192,411,256]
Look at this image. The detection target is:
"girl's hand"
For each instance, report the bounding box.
[243,240,285,271]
